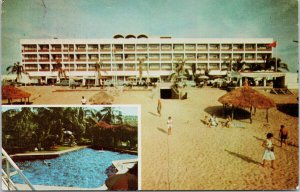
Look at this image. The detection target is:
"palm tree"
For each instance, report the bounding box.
[264,56,289,72]
[6,62,29,83]
[168,58,186,82]
[95,60,107,86]
[52,60,67,80]
[138,58,145,83]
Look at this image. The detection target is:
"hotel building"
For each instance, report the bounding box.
[20,35,277,85]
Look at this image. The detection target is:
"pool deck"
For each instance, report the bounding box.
[10,146,88,160]
[112,158,138,174]
[14,183,108,190]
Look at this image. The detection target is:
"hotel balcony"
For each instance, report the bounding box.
[87,49,99,52]
[39,59,50,62]
[100,49,111,52]
[149,48,160,51]
[24,59,38,62]
[257,47,271,51]
[63,59,74,62]
[209,58,220,61]
[221,48,232,51]
[38,49,50,52]
[75,49,86,52]
[209,48,220,51]
[161,48,172,51]
[149,58,160,61]
[76,58,87,61]
[245,58,256,60]
[245,48,256,51]
[63,49,75,52]
[22,49,37,52]
[136,48,147,52]
[186,58,196,61]
[124,48,135,52]
[197,58,208,61]
[161,58,172,61]
[51,49,62,52]
[124,67,136,71]
[39,68,50,71]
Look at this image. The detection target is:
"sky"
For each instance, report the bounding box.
[1,0,299,73]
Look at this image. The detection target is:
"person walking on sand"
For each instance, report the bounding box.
[157,99,162,117]
[81,96,87,105]
[279,125,288,147]
[167,116,172,135]
[262,133,275,169]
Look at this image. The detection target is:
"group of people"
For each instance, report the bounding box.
[262,125,289,169]
[203,114,232,128]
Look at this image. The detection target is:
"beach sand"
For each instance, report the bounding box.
[4,86,298,190]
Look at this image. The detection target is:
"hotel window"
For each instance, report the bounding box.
[114,44,123,51]
[100,54,111,60]
[233,53,243,59]
[114,54,123,61]
[245,53,255,60]
[100,44,111,51]
[245,44,256,51]
[124,54,135,61]
[39,54,50,61]
[233,44,244,51]
[173,44,184,51]
[209,54,220,60]
[209,63,219,69]
[162,63,172,70]
[63,44,74,51]
[39,64,50,71]
[76,44,86,51]
[257,44,270,50]
[51,44,62,51]
[137,54,147,60]
[89,54,99,60]
[77,64,86,70]
[197,44,208,50]
[39,45,49,51]
[149,54,160,61]
[257,53,271,60]
[52,54,62,60]
[76,54,86,61]
[198,63,207,69]
[88,44,98,51]
[23,45,37,51]
[88,64,96,70]
[149,63,160,70]
[24,54,37,61]
[197,54,208,60]
[221,54,231,60]
[209,44,220,50]
[25,64,38,71]
[173,54,184,59]
[149,44,159,50]
[221,44,232,50]
[136,44,147,51]
[161,54,172,60]
[161,44,172,51]
[185,44,196,51]
[124,44,135,51]
[186,54,196,60]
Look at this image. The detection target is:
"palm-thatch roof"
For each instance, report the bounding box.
[2,85,31,100]
[218,85,275,109]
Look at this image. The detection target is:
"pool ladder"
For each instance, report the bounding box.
[2,148,36,190]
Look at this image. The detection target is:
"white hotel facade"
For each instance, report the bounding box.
[20,35,275,85]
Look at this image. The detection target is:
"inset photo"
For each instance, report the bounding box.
[2,105,140,190]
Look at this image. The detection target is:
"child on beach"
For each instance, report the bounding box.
[167,116,172,135]
[279,125,288,147]
[81,96,87,105]
[224,115,232,128]
[262,133,275,169]
[203,115,209,126]
[208,114,218,127]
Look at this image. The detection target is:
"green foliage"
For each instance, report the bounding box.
[2,107,138,153]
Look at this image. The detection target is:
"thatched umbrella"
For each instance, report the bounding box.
[218,85,275,123]
[2,85,31,104]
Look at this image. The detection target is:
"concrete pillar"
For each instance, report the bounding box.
[82,78,86,86]
[239,78,243,87]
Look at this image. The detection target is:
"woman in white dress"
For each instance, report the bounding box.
[262,133,275,169]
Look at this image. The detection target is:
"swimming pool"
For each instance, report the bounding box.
[11,148,137,188]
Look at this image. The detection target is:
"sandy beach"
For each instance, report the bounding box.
[3,85,298,190]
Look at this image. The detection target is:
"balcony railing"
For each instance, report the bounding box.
[209,48,220,51]
[76,68,87,71]
[257,48,271,51]
[124,49,135,52]
[245,48,256,51]
[197,58,208,60]
[197,48,208,51]
[149,58,160,61]
[22,49,37,52]
[40,68,50,71]
[161,48,172,51]
[39,59,50,62]
[221,48,232,51]
[209,58,220,61]
[63,49,74,52]
[136,49,147,52]
[149,48,160,51]
[38,49,49,52]
[245,58,255,60]
[87,49,99,52]
[51,49,62,52]
[233,48,244,51]
[186,58,196,61]
[24,59,38,62]
[76,49,86,52]
[100,49,111,52]
[76,59,87,61]
[25,68,38,71]
[161,58,172,61]
[101,58,111,61]
[124,68,136,71]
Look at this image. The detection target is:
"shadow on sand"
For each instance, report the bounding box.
[157,127,168,135]
[225,149,261,165]
[204,106,251,120]
[149,112,159,117]
[277,103,299,117]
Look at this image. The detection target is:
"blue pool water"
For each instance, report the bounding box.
[11,148,137,188]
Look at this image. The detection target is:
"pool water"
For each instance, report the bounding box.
[11,148,137,188]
